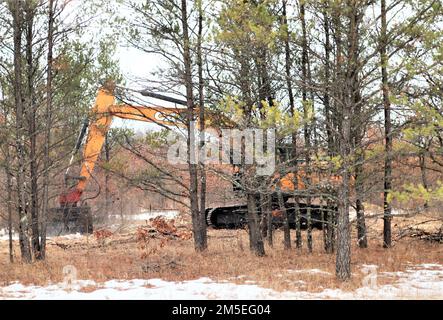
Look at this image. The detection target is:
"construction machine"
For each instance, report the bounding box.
[49,85,191,234]
[52,85,340,234]
[205,169,341,230]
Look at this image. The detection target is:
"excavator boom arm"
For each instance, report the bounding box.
[60,88,188,206]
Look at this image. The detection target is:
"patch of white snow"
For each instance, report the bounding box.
[0,264,442,300]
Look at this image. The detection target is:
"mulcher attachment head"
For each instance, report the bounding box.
[47,205,93,236]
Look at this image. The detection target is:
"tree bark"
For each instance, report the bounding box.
[246,193,265,256]
[181,0,206,252]
[278,189,291,250]
[25,2,41,260]
[300,1,313,253]
[11,0,32,263]
[349,2,367,249]
[259,193,268,239]
[197,0,208,250]
[282,0,301,249]
[336,0,358,281]
[381,0,392,248]
[326,199,335,253]
[105,134,110,216]
[264,194,273,247]
[40,0,55,260]
[323,1,335,156]
[336,90,352,280]
[419,152,429,209]
[336,159,351,281]
[355,161,367,248]
[6,152,14,263]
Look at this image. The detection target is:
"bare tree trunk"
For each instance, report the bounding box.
[322,11,337,252]
[105,134,111,217]
[336,0,359,281]
[332,3,343,146]
[381,0,392,248]
[336,90,351,280]
[11,0,32,263]
[282,0,294,123]
[40,0,54,259]
[259,193,268,239]
[181,0,206,252]
[355,160,368,248]
[349,3,367,249]
[246,193,265,256]
[320,199,333,253]
[321,200,328,251]
[419,152,429,209]
[336,159,351,280]
[2,100,15,263]
[6,153,14,263]
[25,2,41,260]
[328,2,346,257]
[323,1,334,156]
[300,1,313,253]
[326,199,335,253]
[265,194,273,247]
[278,189,291,250]
[197,0,208,250]
[294,199,302,249]
[282,0,301,249]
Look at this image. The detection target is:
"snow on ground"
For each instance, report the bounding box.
[1,264,442,300]
[109,210,180,221]
[0,229,18,241]
[0,229,84,242]
[48,233,84,240]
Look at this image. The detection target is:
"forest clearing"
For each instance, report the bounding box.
[1,207,442,299]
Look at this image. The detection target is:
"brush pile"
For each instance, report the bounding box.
[399,225,443,243]
[136,217,192,241]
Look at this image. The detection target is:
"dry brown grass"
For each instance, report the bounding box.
[78,285,102,293]
[0,211,441,294]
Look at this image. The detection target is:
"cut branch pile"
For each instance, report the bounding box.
[136,217,192,261]
[137,217,192,241]
[398,226,443,243]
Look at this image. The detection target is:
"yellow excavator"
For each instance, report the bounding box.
[51,85,340,234]
[50,85,193,233]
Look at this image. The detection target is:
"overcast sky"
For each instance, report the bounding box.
[114,46,165,133]
[64,0,176,134]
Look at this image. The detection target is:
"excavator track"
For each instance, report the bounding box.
[205,205,248,229]
[205,208,216,228]
[205,202,337,230]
